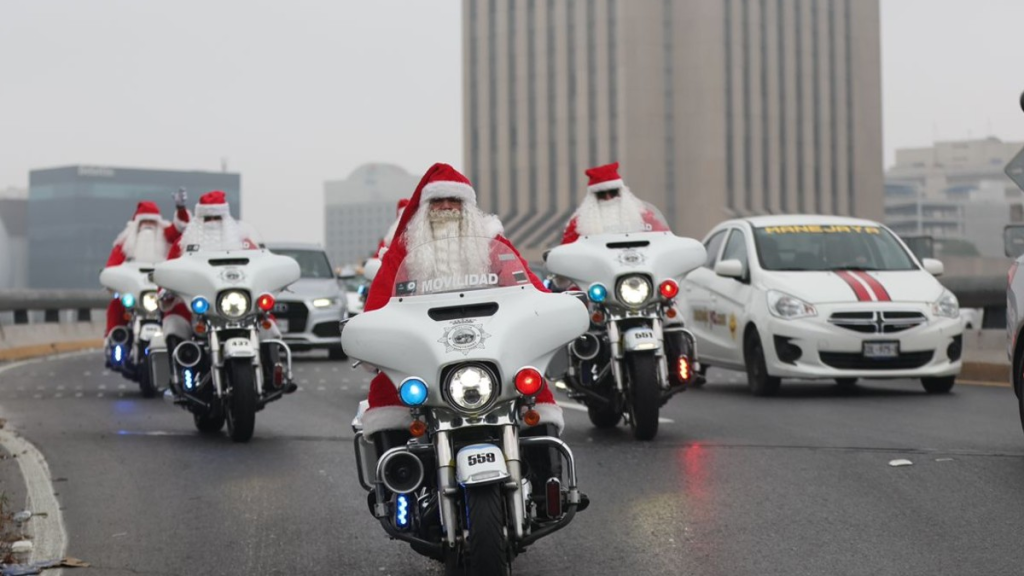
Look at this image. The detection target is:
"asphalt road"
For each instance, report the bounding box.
[0,352,1023,576]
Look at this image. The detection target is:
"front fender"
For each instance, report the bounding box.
[456,443,509,486]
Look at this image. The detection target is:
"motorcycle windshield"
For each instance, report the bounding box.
[391,237,534,297]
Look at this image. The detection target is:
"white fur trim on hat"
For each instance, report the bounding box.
[361,405,413,436]
[587,179,625,194]
[482,214,504,238]
[194,202,231,219]
[527,402,564,435]
[421,181,476,205]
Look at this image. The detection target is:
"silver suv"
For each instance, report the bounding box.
[267,243,349,359]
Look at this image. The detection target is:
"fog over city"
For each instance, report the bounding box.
[1,0,1023,244]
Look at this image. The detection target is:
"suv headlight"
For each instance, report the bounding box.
[446,364,496,412]
[140,291,159,313]
[616,275,652,307]
[312,298,337,308]
[932,289,959,319]
[218,290,251,318]
[767,290,817,319]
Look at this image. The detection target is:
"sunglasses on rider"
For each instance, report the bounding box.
[595,189,620,201]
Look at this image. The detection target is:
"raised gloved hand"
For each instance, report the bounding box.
[173,188,188,208]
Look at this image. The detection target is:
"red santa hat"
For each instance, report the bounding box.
[419,164,476,205]
[194,190,231,219]
[395,198,410,217]
[585,161,625,194]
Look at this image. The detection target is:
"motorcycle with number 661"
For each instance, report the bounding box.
[99,262,163,397]
[149,249,300,442]
[545,231,707,440]
[346,237,590,576]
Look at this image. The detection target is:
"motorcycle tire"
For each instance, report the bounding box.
[627,352,660,441]
[586,402,621,428]
[193,406,225,434]
[464,484,511,576]
[138,355,159,398]
[226,359,257,443]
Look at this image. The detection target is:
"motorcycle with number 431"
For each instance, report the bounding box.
[149,249,300,442]
[346,237,590,576]
[545,231,707,440]
[99,262,163,397]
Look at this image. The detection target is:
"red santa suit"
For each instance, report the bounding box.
[561,161,669,244]
[360,163,562,437]
[104,201,190,335]
[161,191,263,341]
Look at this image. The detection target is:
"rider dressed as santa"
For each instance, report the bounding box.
[104,193,190,337]
[561,161,669,244]
[360,163,564,485]
[160,190,263,344]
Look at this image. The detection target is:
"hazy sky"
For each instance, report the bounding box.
[2,0,1024,244]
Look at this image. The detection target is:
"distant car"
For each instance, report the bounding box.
[1004,224,1024,431]
[338,271,370,316]
[960,308,983,330]
[678,215,963,395]
[267,243,348,359]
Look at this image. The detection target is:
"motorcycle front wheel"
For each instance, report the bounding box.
[627,352,660,441]
[464,484,511,576]
[226,359,257,443]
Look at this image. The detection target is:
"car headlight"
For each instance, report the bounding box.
[446,364,496,412]
[767,290,817,319]
[616,275,652,307]
[312,298,337,308]
[218,290,251,318]
[932,289,959,319]
[140,291,159,313]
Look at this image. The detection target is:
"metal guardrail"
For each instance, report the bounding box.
[0,290,109,324]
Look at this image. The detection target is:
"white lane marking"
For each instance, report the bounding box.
[342,378,350,384]
[117,384,126,390]
[116,430,192,437]
[56,385,65,391]
[0,430,67,568]
[32,394,41,399]
[54,393,63,399]
[97,393,104,398]
[75,393,83,398]
[99,384,107,390]
[84,371,92,377]
[341,385,349,391]
[556,400,674,424]
[317,386,326,391]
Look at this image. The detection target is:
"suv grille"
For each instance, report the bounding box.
[273,301,308,333]
[828,311,927,334]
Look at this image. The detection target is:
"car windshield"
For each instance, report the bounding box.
[272,249,335,279]
[392,237,533,297]
[752,224,918,272]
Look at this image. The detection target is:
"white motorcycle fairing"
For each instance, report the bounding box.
[99,262,160,299]
[153,249,300,305]
[342,285,589,399]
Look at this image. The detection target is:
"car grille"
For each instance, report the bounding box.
[312,321,341,338]
[819,350,934,370]
[828,311,927,334]
[273,301,308,333]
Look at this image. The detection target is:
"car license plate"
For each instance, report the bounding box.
[863,341,899,358]
[276,319,290,333]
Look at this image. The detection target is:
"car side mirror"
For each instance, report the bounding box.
[1005,225,1024,258]
[714,259,744,279]
[921,258,944,277]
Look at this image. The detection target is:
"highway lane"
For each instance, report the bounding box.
[0,354,1023,575]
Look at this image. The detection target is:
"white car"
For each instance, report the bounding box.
[679,215,963,395]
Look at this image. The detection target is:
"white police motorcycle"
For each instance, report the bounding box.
[545,231,706,440]
[150,249,300,442]
[100,262,163,397]
[346,237,589,576]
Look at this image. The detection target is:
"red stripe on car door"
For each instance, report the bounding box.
[835,271,872,301]
[853,271,891,302]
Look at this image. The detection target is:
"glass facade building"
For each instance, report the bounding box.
[28,165,241,288]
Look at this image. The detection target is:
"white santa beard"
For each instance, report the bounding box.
[572,187,647,236]
[178,217,246,252]
[403,204,492,280]
[121,220,169,263]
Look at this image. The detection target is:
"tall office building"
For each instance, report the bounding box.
[0,187,28,289]
[28,165,241,288]
[463,0,884,254]
[324,163,419,267]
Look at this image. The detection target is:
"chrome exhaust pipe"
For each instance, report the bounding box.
[569,333,601,361]
[173,341,203,368]
[378,449,425,495]
[108,326,130,345]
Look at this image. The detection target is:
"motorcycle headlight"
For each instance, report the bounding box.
[767,290,817,319]
[616,275,652,307]
[140,291,159,313]
[932,289,959,319]
[312,298,337,308]
[218,290,251,318]
[445,364,496,412]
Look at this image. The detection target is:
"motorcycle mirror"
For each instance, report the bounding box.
[542,249,552,262]
[1020,90,1024,114]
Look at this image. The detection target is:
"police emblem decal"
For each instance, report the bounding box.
[438,323,491,355]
